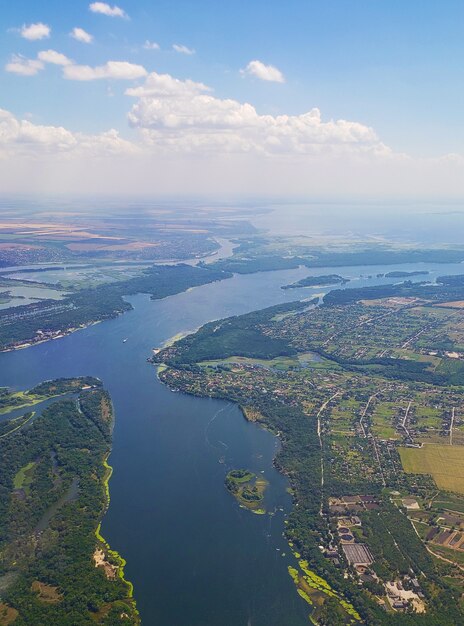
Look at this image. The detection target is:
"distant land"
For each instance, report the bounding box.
[385,270,430,278]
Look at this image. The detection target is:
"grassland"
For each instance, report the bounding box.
[399,445,464,493]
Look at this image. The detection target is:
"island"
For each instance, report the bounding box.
[385,270,430,278]
[282,274,349,290]
[0,378,139,625]
[153,277,464,624]
[225,469,267,514]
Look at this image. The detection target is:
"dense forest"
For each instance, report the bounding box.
[0,378,138,625]
[282,275,349,289]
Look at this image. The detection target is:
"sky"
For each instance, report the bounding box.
[1,0,464,197]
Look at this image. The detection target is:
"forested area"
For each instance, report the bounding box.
[323,277,464,306]
[153,300,310,365]
[0,380,138,625]
[206,248,464,275]
[0,264,230,350]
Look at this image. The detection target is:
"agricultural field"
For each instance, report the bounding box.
[399,445,464,494]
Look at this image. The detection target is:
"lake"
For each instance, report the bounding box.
[1,260,464,625]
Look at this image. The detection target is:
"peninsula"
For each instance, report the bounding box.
[153,277,464,624]
[0,378,138,625]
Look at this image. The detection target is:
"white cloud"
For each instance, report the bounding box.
[89,2,128,18]
[0,108,137,157]
[64,61,147,81]
[143,40,160,50]
[172,44,195,55]
[1,68,463,196]
[126,71,386,156]
[20,22,51,41]
[70,27,93,44]
[38,50,73,66]
[5,55,44,76]
[241,60,285,83]
[125,72,211,99]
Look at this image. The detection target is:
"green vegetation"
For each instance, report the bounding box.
[0,378,139,625]
[0,264,231,350]
[13,462,36,493]
[323,277,464,306]
[154,301,309,365]
[154,280,464,624]
[400,446,464,493]
[206,246,464,275]
[225,469,267,513]
[0,377,100,415]
[385,271,429,278]
[282,275,349,290]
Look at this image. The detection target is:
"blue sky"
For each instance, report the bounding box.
[1,1,463,195]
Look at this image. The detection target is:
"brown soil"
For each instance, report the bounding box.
[0,603,18,626]
[31,581,62,604]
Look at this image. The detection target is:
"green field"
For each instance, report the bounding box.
[399,445,464,493]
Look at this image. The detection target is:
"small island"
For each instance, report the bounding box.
[385,270,429,278]
[282,274,349,290]
[225,469,268,514]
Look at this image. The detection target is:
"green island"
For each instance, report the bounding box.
[0,377,138,625]
[153,276,464,625]
[225,469,267,514]
[282,275,349,290]
[384,271,430,278]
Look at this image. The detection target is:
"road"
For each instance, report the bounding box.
[450,407,455,445]
[315,391,341,517]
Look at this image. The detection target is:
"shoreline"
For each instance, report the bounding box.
[154,363,363,624]
[96,453,137,603]
[0,319,102,353]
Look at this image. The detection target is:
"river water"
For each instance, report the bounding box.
[1,260,464,625]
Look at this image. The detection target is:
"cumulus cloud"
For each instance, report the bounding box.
[5,55,44,76]
[126,71,387,156]
[19,22,51,41]
[89,2,128,18]
[70,27,93,44]
[38,50,73,66]
[125,72,211,99]
[64,61,147,81]
[0,108,137,157]
[172,44,195,55]
[241,60,285,83]
[2,65,463,196]
[143,40,160,50]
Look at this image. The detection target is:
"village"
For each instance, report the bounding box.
[155,292,464,619]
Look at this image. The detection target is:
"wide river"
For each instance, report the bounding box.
[1,260,464,625]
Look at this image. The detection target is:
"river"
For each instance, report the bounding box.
[1,260,464,625]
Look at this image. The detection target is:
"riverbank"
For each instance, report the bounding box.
[95,456,137,601]
[4,261,464,624]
